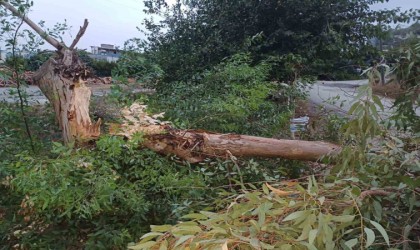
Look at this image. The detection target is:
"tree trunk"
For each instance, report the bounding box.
[115,104,341,163]
[117,125,340,163]
[33,49,101,144]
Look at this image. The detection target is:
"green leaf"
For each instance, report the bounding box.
[158,240,168,250]
[344,238,358,248]
[372,95,384,111]
[141,232,163,239]
[364,227,375,248]
[173,225,202,234]
[351,186,361,196]
[331,215,355,223]
[207,227,228,235]
[151,225,173,232]
[128,241,157,250]
[139,232,163,243]
[309,229,318,245]
[250,238,260,248]
[299,242,318,250]
[348,102,360,115]
[369,220,390,246]
[279,244,293,250]
[181,213,208,220]
[262,183,269,194]
[282,210,310,222]
[200,211,218,218]
[174,235,194,248]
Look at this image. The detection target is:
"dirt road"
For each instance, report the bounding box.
[1,81,418,117]
[0,85,111,104]
[308,80,420,117]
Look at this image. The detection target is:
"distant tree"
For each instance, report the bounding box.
[142,0,418,81]
[26,51,54,71]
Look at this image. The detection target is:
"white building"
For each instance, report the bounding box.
[89,44,122,62]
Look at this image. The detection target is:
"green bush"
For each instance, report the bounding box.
[392,41,420,131]
[90,60,117,77]
[4,55,27,71]
[0,135,207,248]
[77,50,117,77]
[25,51,54,71]
[112,52,163,83]
[149,53,292,136]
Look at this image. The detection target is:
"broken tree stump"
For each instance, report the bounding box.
[33,50,101,143]
[1,2,101,143]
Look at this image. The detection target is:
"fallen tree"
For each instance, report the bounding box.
[1,1,101,144]
[113,103,341,163]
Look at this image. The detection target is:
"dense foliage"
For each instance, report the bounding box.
[141,0,417,82]
[0,99,306,249]
[148,53,294,136]
[391,41,420,131]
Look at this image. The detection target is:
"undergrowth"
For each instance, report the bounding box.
[147,54,295,137]
[0,99,303,249]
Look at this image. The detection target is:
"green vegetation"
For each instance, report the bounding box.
[1,0,419,249]
[131,54,420,249]
[148,53,293,136]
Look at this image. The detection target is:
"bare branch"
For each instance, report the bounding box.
[0,1,64,50]
[69,19,89,50]
[359,190,391,200]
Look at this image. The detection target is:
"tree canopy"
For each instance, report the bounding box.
[141,0,418,81]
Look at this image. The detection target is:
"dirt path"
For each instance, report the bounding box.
[307,80,420,117]
[0,84,114,104]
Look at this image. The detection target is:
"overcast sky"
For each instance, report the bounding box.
[2,0,419,52]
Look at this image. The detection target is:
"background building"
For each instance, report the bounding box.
[89,44,122,62]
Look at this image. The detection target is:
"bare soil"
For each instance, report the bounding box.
[372,82,405,99]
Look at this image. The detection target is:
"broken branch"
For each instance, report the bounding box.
[69,19,89,50]
[0,1,63,50]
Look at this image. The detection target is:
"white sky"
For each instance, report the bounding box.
[1,0,419,51]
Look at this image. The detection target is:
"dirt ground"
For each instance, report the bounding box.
[372,82,405,99]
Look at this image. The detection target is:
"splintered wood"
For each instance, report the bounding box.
[34,50,101,143]
[114,103,341,163]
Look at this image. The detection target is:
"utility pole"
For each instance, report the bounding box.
[379,38,386,85]
[379,21,386,85]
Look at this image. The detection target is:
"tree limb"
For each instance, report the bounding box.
[0,1,64,50]
[69,19,89,50]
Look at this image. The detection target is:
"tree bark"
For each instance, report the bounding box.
[114,103,340,163]
[118,124,340,163]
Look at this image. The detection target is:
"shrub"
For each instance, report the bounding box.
[112,52,163,83]
[0,136,208,248]
[4,55,27,71]
[149,53,292,136]
[25,51,53,71]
